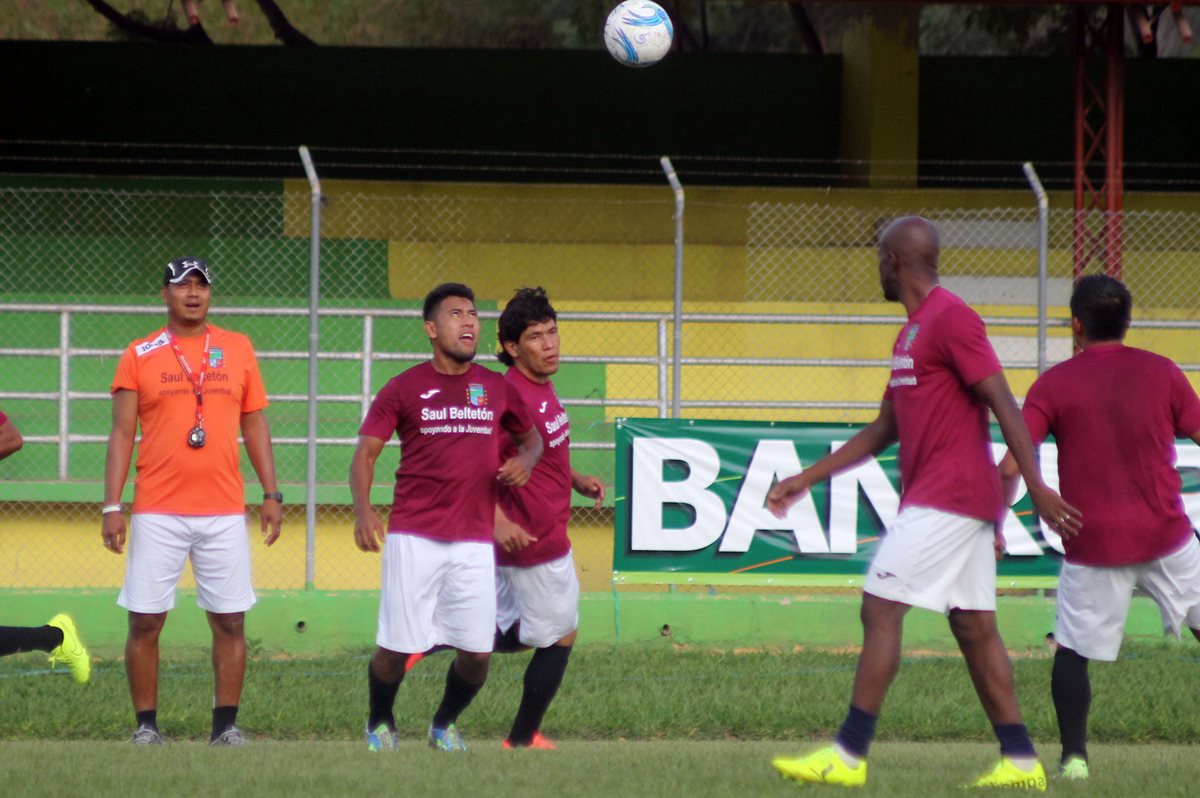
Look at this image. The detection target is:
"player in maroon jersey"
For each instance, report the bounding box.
[999,274,1200,781]
[351,282,543,753]
[767,217,1077,790]
[491,287,605,750]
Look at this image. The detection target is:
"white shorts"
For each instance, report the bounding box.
[496,550,580,648]
[377,532,496,654]
[118,513,256,614]
[1055,535,1200,662]
[864,506,996,614]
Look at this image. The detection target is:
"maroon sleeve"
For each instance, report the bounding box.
[941,304,1003,387]
[0,409,7,427]
[1020,377,1053,446]
[500,379,534,438]
[358,379,402,441]
[1169,365,1200,437]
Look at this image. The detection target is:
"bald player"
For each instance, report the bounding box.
[767,217,1078,791]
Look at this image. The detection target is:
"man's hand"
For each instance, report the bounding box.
[993,524,1007,561]
[353,506,386,553]
[497,456,533,487]
[1028,483,1082,540]
[101,512,126,555]
[573,474,605,509]
[260,501,282,546]
[494,508,537,554]
[766,473,814,519]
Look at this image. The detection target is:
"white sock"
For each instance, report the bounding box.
[834,742,863,768]
[1007,755,1038,772]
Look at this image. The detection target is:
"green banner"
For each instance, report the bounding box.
[613,418,1200,588]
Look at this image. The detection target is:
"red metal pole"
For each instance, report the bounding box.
[1073,4,1088,279]
[1105,3,1125,279]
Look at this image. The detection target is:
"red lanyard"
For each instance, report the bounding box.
[166,327,211,430]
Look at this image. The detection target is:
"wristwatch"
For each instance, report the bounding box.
[263,492,284,503]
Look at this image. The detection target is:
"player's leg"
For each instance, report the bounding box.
[1051,645,1090,776]
[428,539,496,751]
[0,624,63,657]
[192,515,257,746]
[368,533,452,751]
[502,551,581,749]
[118,513,191,744]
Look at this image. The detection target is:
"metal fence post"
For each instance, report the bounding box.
[299,146,322,591]
[661,157,684,418]
[1023,162,1050,374]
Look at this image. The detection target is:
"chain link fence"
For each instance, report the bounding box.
[2,179,1198,596]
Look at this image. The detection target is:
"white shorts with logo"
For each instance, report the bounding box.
[377,532,496,654]
[864,505,996,614]
[118,513,256,614]
[1055,535,1200,662]
[496,550,580,648]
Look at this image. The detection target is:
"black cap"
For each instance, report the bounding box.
[164,257,213,286]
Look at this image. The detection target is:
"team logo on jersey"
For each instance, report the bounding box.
[209,347,224,369]
[419,388,441,400]
[135,332,170,358]
[468,384,488,407]
[901,324,921,352]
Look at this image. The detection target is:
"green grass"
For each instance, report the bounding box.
[2,641,1199,746]
[0,741,1195,798]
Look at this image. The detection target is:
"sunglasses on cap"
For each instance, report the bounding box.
[164,257,214,286]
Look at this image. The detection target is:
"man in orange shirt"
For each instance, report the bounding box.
[101,257,282,746]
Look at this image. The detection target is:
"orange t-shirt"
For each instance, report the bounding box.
[111,324,268,515]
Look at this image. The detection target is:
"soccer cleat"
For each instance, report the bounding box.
[130,725,165,746]
[772,746,867,787]
[965,758,1047,791]
[1057,756,1088,781]
[365,723,399,752]
[210,726,247,747]
[46,614,90,685]
[428,723,468,752]
[502,731,557,750]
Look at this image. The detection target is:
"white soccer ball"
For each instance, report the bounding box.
[604,1,674,68]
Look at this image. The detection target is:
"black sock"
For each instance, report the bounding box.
[1052,646,1090,762]
[431,660,483,729]
[211,705,238,740]
[507,645,572,745]
[834,704,878,759]
[367,661,404,730]
[135,709,158,731]
[494,625,523,653]
[993,723,1036,758]
[0,625,62,656]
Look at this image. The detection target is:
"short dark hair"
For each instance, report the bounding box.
[1070,274,1131,341]
[423,282,475,321]
[497,287,557,367]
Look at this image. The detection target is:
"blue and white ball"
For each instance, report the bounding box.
[604,1,674,68]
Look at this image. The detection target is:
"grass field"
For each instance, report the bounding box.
[0,641,1196,795]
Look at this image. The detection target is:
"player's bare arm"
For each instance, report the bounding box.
[349,434,388,553]
[493,504,537,553]
[972,372,1081,538]
[101,389,138,555]
[571,469,605,509]
[497,425,544,487]
[241,409,282,546]
[0,418,23,460]
[767,400,899,518]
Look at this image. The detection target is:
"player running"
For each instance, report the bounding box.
[491,287,604,750]
[999,274,1200,781]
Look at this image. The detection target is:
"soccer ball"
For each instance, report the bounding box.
[604,1,674,68]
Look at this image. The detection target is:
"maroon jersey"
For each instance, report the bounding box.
[496,369,573,567]
[0,409,7,426]
[359,361,534,543]
[1023,344,1200,566]
[883,287,1005,523]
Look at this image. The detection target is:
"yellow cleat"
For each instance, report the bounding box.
[1057,757,1089,781]
[772,746,867,787]
[965,758,1047,791]
[46,614,90,685]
